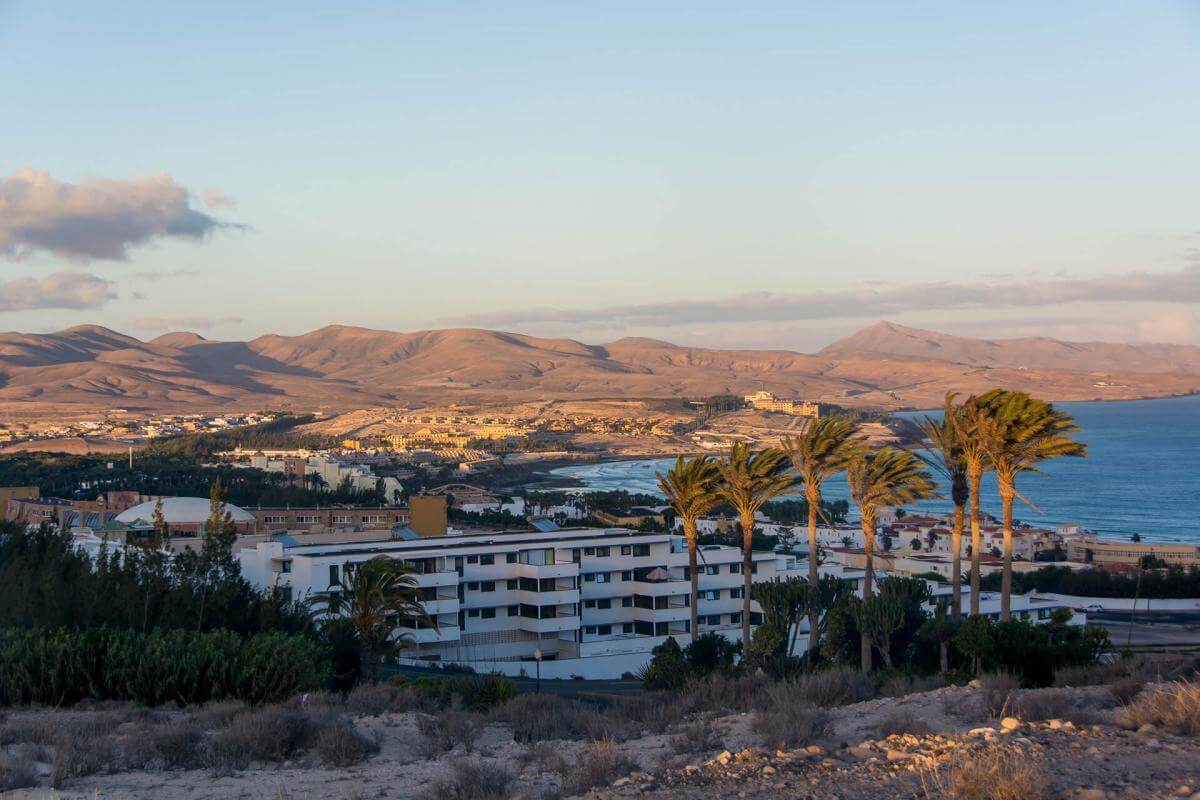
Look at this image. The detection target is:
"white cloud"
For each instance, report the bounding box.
[0,167,242,261]
[0,272,116,311]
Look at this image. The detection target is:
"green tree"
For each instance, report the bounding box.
[749,577,808,663]
[312,557,432,683]
[715,443,799,648]
[850,592,903,670]
[952,395,995,616]
[846,447,938,672]
[919,600,958,673]
[977,390,1086,620]
[658,456,722,641]
[150,496,169,550]
[782,417,862,663]
[953,614,993,675]
[917,394,970,618]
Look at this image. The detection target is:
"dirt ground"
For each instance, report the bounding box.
[1,680,1197,800]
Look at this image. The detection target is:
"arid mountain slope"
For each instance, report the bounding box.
[1,323,1196,414]
[821,320,1200,374]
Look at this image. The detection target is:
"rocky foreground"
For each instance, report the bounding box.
[1,677,1197,800]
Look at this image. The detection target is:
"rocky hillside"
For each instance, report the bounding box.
[2,322,1198,414]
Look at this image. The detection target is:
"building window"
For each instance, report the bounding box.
[730,613,742,625]
[749,612,763,625]
[468,582,479,590]
[264,515,286,524]
[584,626,596,634]
[622,596,632,607]
[468,609,480,617]
[480,554,495,566]
[620,545,631,555]
[467,555,479,564]
[507,605,519,616]
[597,624,611,636]
[702,590,719,601]
[332,514,351,524]
[507,579,518,590]
[705,565,718,575]
[595,573,610,584]
[584,547,595,555]
[633,545,650,557]
[706,615,721,626]
[730,588,743,599]
[621,570,632,581]
[730,564,741,574]
[596,546,610,557]
[482,608,496,619]
[481,581,495,593]
[280,561,292,573]
[597,599,611,610]
[585,600,596,608]
[583,573,595,582]
[328,564,339,586]
[622,622,634,634]
[506,552,518,563]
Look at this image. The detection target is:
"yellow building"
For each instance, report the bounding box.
[743,391,819,417]
[1066,538,1200,567]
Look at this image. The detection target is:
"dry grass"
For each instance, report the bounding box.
[518,741,567,774]
[425,758,514,800]
[752,694,830,750]
[671,719,722,755]
[1011,688,1099,724]
[879,673,946,698]
[978,673,1020,718]
[417,710,481,757]
[491,694,625,743]
[561,738,637,796]
[0,752,37,791]
[1116,680,1200,735]
[922,745,1049,800]
[875,709,932,738]
[211,706,327,769]
[314,720,380,767]
[146,720,207,770]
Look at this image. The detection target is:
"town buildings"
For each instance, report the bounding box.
[743,391,820,417]
[1065,536,1200,567]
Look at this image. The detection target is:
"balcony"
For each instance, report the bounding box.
[412,570,460,589]
[514,562,578,580]
[404,624,462,644]
[516,614,580,635]
[630,579,690,597]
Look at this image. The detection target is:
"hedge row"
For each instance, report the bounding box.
[0,627,328,707]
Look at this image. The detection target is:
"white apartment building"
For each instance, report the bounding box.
[239,526,832,679]
[248,454,404,502]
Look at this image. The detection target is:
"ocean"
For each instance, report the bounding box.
[548,394,1200,543]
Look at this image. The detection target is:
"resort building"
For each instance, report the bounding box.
[743,391,819,417]
[238,526,821,678]
[1065,536,1200,567]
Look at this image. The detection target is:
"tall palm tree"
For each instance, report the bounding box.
[977,389,1086,620]
[782,417,862,659]
[916,394,969,619]
[715,442,799,648]
[846,446,938,672]
[657,455,722,642]
[953,394,994,616]
[314,556,433,682]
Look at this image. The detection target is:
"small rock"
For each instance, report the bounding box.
[684,765,700,775]
[612,778,630,788]
[1137,723,1157,735]
[1176,788,1192,796]
[1000,717,1021,731]
[1074,790,1108,800]
[1048,719,1064,729]
[805,744,825,756]
[762,766,777,775]
[886,749,919,761]
[715,750,732,765]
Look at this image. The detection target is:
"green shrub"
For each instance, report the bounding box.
[452,674,516,712]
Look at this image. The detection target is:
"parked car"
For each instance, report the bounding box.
[1082,603,1105,613]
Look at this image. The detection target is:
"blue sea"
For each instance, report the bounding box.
[549,395,1200,543]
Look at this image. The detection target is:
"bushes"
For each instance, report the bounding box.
[453,674,516,712]
[875,709,931,738]
[561,738,637,796]
[0,627,327,707]
[211,706,326,769]
[426,759,514,800]
[315,720,379,766]
[0,751,36,791]
[147,721,208,769]
[491,693,616,743]
[1116,680,1200,735]
[922,744,1049,800]
[753,699,829,749]
[951,614,1109,687]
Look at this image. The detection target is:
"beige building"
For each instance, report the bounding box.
[743,391,819,417]
[1065,537,1200,567]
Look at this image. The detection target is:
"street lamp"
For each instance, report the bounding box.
[533,647,542,693]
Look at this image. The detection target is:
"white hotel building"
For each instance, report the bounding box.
[238,525,1079,679]
[239,526,839,678]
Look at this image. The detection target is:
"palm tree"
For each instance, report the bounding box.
[846,446,938,672]
[314,556,433,682]
[657,455,722,641]
[952,394,994,616]
[916,394,969,619]
[977,390,1086,620]
[782,418,862,660]
[715,442,799,648]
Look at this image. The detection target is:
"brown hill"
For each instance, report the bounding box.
[820,320,1200,374]
[1,322,1196,414]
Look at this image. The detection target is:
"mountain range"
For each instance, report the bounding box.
[2,321,1197,414]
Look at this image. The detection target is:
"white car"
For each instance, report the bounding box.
[1082,603,1105,613]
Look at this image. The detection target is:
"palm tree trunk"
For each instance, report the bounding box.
[951,503,964,619]
[806,487,820,663]
[860,515,874,674]
[1000,490,1014,621]
[969,471,983,616]
[741,510,754,652]
[686,519,699,643]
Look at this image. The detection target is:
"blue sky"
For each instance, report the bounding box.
[1,1,1198,349]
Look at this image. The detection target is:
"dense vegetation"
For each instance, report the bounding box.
[982,564,1200,599]
[140,414,337,459]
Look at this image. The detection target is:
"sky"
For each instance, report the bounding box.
[1,1,1199,351]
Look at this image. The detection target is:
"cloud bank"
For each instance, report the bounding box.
[0,167,240,261]
[442,265,1200,329]
[0,272,116,311]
